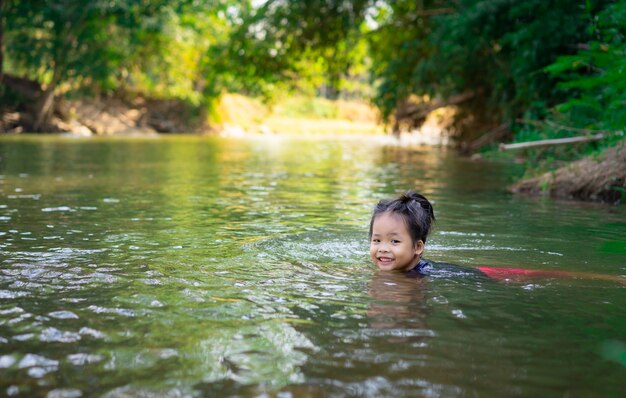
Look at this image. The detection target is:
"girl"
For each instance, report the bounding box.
[369,191,626,285]
[369,191,435,276]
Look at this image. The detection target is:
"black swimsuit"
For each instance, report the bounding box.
[404,259,432,277]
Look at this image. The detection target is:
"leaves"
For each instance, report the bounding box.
[546,1,626,135]
[2,0,233,99]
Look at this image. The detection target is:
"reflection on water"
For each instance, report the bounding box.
[367,271,429,335]
[0,135,625,397]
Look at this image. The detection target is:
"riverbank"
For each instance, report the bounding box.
[509,142,626,204]
[2,81,624,204]
[0,81,382,137]
[0,76,208,135]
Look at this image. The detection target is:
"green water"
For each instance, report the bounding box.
[0,135,624,397]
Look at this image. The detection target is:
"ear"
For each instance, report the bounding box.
[414,240,424,257]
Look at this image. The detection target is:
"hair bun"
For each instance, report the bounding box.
[406,190,435,219]
[399,193,413,204]
[400,191,422,203]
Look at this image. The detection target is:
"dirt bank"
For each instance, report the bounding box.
[1,96,210,136]
[0,75,208,135]
[509,142,626,204]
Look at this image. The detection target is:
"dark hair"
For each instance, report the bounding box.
[369,191,435,244]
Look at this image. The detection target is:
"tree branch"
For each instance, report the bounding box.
[397,90,477,120]
[499,134,605,151]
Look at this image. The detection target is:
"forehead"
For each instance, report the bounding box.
[372,212,409,233]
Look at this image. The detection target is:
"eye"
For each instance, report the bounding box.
[372,239,380,243]
[391,239,401,244]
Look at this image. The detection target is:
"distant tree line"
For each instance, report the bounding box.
[221,0,625,156]
[1,0,624,158]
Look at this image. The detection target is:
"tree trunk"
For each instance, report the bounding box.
[33,86,55,131]
[33,67,61,132]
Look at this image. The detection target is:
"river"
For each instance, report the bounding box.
[0,135,624,397]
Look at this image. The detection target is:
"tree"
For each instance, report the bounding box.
[366,0,610,142]
[363,1,452,122]
[3,0,188,130]
[208,0,371,100]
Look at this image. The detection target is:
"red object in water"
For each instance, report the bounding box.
[475,266,626,285]
[476,266,570,281]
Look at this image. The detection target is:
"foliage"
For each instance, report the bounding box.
[367,1,605,135]
[5,0,161,91]
[366,0,451,119]
[545,1,626,139]
[1,0,235,128]
[207,0,372,101]
[128,2,234,105]
[502,0,626,174]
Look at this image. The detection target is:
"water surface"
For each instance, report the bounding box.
[0,135,624,397]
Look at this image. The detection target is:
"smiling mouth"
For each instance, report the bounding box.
[377,257,394,264]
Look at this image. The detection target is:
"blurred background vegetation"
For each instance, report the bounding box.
[1,0,625,168]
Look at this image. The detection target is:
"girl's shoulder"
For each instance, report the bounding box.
[404,260,486,278]
[404,259,432,277]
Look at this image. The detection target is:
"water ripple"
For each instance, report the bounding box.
[40,328,82,343]
[0,289,29,299]
[17,353,58,369]
[87,306,136,317]
[46,388,83,398]
[67,353,104,366]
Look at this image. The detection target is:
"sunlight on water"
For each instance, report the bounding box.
[0,135,624,397]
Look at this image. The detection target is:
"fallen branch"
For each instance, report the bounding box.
[499,133,605,151]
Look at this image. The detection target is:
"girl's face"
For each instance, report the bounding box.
[370,212,424,272]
